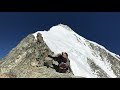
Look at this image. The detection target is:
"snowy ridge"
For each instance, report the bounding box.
[33,24,120,78]
[88,40,120,60]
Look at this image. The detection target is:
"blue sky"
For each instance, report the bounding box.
[0,12,120,59]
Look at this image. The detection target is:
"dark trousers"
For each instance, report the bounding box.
[58,68,68,73]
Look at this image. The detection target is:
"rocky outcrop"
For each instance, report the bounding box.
[0,33,73,78]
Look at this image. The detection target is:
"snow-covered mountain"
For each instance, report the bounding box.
[33,24,120,78]
[0,24,120,78]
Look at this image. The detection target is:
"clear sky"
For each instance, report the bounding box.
[0,12,120,59]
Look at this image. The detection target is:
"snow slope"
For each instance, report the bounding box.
[33,24,119,78]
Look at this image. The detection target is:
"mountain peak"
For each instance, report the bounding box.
[2,24,120,78]
[49,24,74,32]
[33,24,74,39]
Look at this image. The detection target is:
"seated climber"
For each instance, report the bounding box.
[48,52,72,73]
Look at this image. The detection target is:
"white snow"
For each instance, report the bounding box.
[33,24,119,78]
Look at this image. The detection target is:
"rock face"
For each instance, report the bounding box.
[0,33,73,78]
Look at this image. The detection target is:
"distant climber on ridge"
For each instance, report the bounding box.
[36,33,43,44]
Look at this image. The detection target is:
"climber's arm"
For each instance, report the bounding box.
[48,54,62,61]
[48,55,58,61]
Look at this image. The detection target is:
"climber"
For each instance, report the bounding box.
[48,52,72,73]
[36,33,43,44]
